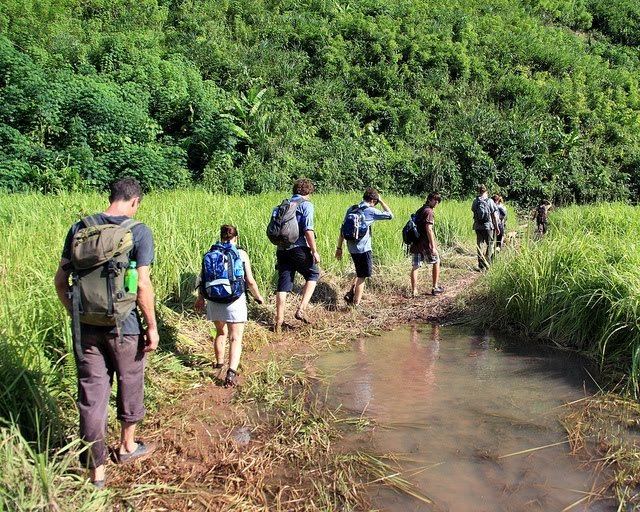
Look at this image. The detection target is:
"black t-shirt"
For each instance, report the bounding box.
[62,214,154,335]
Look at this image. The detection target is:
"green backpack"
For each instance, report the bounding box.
[68,215,140,359]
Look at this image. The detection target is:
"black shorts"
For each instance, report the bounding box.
[350,251,373,278]
[276,246,320,292]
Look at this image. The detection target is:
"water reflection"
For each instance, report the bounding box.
[317,325,613,512]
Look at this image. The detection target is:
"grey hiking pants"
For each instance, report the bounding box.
[75,332,146,468]
[475,229,495,270]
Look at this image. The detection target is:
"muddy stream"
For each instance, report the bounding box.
[314,324,613,512]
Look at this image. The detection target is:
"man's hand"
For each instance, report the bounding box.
[335,247,343,260]
[194,295,205,313]
[143,327,160,353]
[312,251,321,264]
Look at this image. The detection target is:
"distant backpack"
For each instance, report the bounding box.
[536,205,548,223]
[68,215,140,360]
[341,205,369,241]
[402,206,425,245]
[200,242,245,304]
[472,197,491,225]
[266,198,305,246]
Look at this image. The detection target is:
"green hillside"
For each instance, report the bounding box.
[1,0,639,203]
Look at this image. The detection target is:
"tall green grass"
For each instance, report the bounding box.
[485,204,640,395]
[0,422,110,511]
[0,190,474,441]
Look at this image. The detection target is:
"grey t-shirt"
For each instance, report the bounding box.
[472,197,498,231]
[61,214,154,335]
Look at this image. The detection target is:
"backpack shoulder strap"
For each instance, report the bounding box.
[81,214,102,227]
[119,218,141,231]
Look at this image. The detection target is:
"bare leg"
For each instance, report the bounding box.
[119,421,137,455]
[410,267,419,297]
[297,280,317,313]
[90,465,105,483]
[432,261,440,289]
[213,321,228,365]
[227,322,246,371]
[275,291,287,329]
[353,277,366,305]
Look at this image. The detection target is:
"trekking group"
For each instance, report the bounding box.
[53,177,549,487]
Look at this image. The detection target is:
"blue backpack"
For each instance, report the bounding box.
[341,205,369,241]
[200,242,245,303]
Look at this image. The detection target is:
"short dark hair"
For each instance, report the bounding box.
[363,187,380,203]
[109,177,143,203]
[427,192,441,203]
[293,178,314,196]
[220,224,238,241]
[492,194,502,203]
[477,184,487,195]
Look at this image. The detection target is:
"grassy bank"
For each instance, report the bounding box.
[482,203,640,395]
[0,190,474,509]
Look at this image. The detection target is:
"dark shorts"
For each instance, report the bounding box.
[350,251,373,278]
[276,246,320,292]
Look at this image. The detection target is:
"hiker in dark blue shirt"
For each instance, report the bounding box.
[335,188,393,306]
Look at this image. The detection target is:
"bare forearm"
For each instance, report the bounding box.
[54,268,71,313]
[137,284,157,329]
[427,226,437,252]
[305,230,317,252]
[247,280,262,300]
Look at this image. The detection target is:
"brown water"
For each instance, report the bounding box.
[315,325,614,512]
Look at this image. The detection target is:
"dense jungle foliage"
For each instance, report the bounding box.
[0,0,639,203]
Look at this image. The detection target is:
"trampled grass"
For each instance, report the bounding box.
[484,203,640,395]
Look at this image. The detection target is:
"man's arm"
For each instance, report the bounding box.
[54,259,72,314]
[304,229,320,263]
[426,224,438,255]
[373,198,393,220]
[136,265,159,352]
[335,233,345,260]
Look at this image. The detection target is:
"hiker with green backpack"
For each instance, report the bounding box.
[267,178,321,332]
[335,188,393,306]
[54,178,158,488]
[471,184,501,271]
[194,224,265,387]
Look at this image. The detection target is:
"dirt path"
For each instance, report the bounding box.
[109,264,480,510]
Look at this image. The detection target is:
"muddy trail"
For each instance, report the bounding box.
[107,260,479,510]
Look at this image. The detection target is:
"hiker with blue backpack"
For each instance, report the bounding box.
[472,184,501,270]
[195,225,265,387]
[335,188,393,306]
[404,192,444,297]
[267,178,320,333]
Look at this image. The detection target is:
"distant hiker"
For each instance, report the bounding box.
[335,188,393,306]
[195,225,265,387]
[472,184,500,271]
[267,178,320,332]
[54,178,158,488]
[533,199,552,236]
[492,194,507,250]
[407,192,444,297]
